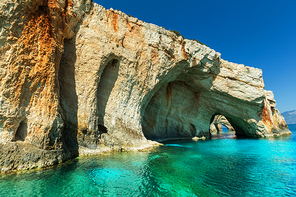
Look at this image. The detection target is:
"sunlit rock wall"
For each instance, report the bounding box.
[0,0,291,173]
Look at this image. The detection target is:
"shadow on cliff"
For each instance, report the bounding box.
[59,35,79,158]
[59,34,121,154]
[97,58,120,134]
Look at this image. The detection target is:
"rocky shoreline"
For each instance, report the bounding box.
[0,0,291,174]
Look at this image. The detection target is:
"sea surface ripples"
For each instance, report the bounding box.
[1,124,296,197]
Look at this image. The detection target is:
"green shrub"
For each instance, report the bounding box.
[191,39,208,47]
[170,30,181,37]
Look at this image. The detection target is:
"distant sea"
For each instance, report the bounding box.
[1,125,296,197]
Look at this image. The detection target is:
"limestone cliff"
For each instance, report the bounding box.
[0,0,291,173]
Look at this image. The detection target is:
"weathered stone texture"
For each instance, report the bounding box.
[0,0,291,173]
[0,0,92,173]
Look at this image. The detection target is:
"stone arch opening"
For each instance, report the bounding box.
[12,121,27,142]
[140,58,220,141]
[97,58,120,133]
[142,80,201,141]
[224,116,249,137]
[209,114,248,138]
[141,77,251,141]
[139,51,256,141]
[210,114,235,133]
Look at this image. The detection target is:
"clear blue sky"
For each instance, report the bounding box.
[94,0,296,113]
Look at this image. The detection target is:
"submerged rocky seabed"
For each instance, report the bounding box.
[0,125,295,197]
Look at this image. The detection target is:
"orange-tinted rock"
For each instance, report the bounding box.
[0,0,290,174]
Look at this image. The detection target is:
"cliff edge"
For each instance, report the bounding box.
[0,0,291,173]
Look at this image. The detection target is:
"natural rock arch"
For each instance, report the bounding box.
[140,58,271,141]
[141,57,218,140]
[209,114,244,135]
[210,115,235,133]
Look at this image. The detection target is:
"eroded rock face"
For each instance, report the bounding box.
[0,0,291,173]
[0,0,92,173]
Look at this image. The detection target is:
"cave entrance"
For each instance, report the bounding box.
[142,81,202,141]
[221,125,229,132]
[12,121,28,142]
[209,114,247,139]
[210,114,234,133]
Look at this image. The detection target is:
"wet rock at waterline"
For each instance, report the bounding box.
[0,0,291,173]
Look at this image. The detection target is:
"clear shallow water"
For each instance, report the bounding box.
[1,125,296,197]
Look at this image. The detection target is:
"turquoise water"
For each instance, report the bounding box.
[1,125,296,197]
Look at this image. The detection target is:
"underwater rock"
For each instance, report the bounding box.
[0,0,291,173]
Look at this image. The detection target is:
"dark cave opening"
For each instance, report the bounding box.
[12,121,28,142]
[98,124,108,134]
[209,114,248,139]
